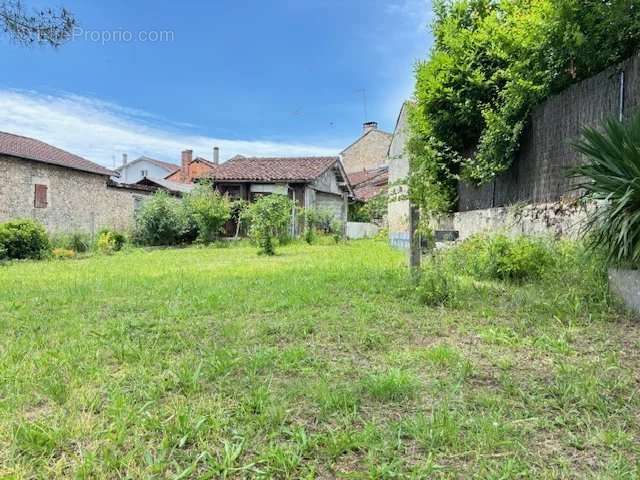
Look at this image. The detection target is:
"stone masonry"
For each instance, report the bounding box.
[341,123,392,174]
[0,155,150,234]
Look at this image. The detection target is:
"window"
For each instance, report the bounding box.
[34,184,48,208]
[140,169,149,178]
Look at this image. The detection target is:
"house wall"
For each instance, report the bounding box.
[341,130,392,174]
[311,168,342,195]
[315,191,345,221]
[115,159,175,183]
[165,160,214,183]
[0,155,150,234]
[387,102,412,250]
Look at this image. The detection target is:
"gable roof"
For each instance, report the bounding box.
[348,166,389,188]
[136,176,196,194]
[115,155,179,173]
[208,156,341,183]
[349,166,389,202]
[0,131,114,176]
[340,128,392,155]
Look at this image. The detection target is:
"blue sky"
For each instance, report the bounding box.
[0,0,433,167]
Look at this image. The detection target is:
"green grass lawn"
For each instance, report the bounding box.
[0,240,639,478]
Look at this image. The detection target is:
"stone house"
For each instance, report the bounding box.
[387,101,413,250]
[204,155,352,236]
[165,148,221,183]
[0,131,153,234]
[113,154,179,184]
[341,121,392,174]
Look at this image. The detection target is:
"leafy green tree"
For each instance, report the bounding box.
[133,191,191,246]
[242,194,294,255]
[409,0,640,215]
[183,185,231,243]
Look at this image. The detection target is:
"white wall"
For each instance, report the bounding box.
[115,159,176,184]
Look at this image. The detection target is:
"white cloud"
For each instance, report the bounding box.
[0,89,339,168]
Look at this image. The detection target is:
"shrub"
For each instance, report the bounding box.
[409,0,640,215]
[133,191,190,246]
[451,234,552,281]
[52,248,75,259]
[416,257,460,306]
[96,229,126,254]
[0,219,50,260]
[50,232,92,253]
[183,185,231,243]
[301,208,343,244]
[571,113,640,268]
[242,195,294,255]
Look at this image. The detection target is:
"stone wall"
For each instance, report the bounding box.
[434,199,591,241]
[341,129,392,174]
[0,155,150,234]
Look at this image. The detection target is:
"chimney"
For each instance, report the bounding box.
[122,153,128,166]
[363,121,378,134]
[181,149,193,178]
[213,146,220,165]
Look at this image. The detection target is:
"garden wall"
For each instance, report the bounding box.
[457,53,640,212]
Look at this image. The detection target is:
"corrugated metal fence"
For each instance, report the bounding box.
[457,53,640,212]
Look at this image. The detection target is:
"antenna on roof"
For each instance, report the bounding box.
[355,88,367,122]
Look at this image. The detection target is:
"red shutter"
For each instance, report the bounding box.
[34,184,48,208]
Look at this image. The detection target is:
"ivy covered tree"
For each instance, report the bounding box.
[0,0,76,47]
[409,0,640,215]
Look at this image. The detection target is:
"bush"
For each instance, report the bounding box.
[416,257,460,306]
[451,234,552,281]
[0,219,50,260]
[133,191,192,246]
[300,208,344,244]
[571,113,640,268]
[409,0,640,214]
[96,229,126,254]
[183,185,231,243]
[50,232,92,253]
[242,194,294,255]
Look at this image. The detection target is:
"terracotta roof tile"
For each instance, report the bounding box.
[0,131,113,176]
[348,166,388,188]
[208,156,340,182]
[350,167,389,201]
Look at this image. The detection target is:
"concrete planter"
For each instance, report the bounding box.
[608,268,640,314]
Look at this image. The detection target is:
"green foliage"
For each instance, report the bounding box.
[300,208,343,244]
[450,233,552,281]
[416,256,461,306]
[183,185,231,243]
[133,191,194,246]
[50,232,92,253]
[348,192,388,224]
[230,199,250,238]
[242,194,294,255]
[571,113,640,268]
[409,0,640,214]
[0,219,50,260]
[96,229,126,254]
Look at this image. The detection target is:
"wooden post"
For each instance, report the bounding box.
[409,204,421,271]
